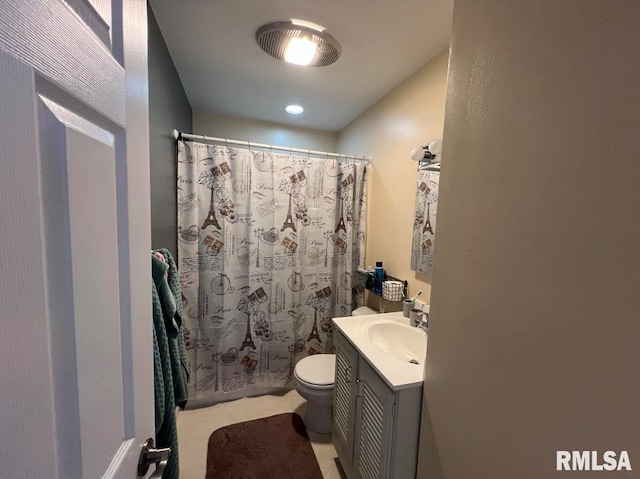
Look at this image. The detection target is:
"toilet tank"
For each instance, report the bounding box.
[351,306,378,316]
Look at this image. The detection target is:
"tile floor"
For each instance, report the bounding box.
[177,389,346,478]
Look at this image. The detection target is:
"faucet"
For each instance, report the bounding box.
[410,309,429,333]
[409,309,429,333]
[418,313,429,333]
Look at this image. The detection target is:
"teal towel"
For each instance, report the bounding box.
[152,250,188,479]
[157,248,189,408]
[152,264,178,479]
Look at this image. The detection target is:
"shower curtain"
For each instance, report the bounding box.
[177,140,367,400]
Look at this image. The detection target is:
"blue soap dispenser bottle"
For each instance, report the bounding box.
[374,261,384,294]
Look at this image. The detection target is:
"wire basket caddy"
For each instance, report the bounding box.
[382,280,405,302]
[355,270,408,302]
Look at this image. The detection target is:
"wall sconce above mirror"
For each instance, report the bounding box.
[410,139,442,170]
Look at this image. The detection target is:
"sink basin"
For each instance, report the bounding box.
[359,319,427,365]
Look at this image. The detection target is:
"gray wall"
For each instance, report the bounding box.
[418,1,640,478]
[148,3,192,257]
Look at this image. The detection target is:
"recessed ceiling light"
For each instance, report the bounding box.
[286,105,304,115]
[256,21,341,67]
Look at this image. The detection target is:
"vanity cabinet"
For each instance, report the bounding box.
[333,329,423,479]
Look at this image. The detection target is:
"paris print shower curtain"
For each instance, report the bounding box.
[177,140,367,400]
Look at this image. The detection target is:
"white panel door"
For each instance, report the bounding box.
[0,1,153,478]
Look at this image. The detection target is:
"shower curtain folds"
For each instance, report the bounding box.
[177,139,367,401]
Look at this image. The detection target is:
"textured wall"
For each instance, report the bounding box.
[338,49,449,307]
[418,1,640,478]
[193,111,338,152]
[148,3,192,256]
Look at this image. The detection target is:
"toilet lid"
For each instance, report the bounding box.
[294,354,336,386]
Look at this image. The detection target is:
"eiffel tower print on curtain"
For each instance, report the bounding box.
[177,139,368,401]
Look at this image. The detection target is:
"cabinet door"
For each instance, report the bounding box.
[334,331,359,460]
[356,360,395,479]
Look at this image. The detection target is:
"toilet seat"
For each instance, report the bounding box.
[294,354,335,389]
[294,374,334,391]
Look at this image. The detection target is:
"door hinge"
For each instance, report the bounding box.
[392,402,396,419]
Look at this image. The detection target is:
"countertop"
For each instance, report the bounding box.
[332,312,426,390]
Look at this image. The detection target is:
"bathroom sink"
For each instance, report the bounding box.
[359,319,427,365]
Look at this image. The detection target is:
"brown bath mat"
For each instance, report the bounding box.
[206,412,323,479]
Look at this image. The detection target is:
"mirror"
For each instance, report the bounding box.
[410,166,440,274]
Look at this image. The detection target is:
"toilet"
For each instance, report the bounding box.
[351,306,378,316]
[294,353,336,434]
[293,305,378,434]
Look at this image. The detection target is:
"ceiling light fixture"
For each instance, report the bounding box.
[285,105,304,115]
[411,139,443,170]
[284,37,318,66]
[256,20,341,67]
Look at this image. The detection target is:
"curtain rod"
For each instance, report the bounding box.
[172,129,372,164]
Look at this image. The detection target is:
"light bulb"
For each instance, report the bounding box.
[428,139,442,156]
[284,37,318,66]
[410,146,426,162]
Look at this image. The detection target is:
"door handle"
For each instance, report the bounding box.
[137,438,171,478]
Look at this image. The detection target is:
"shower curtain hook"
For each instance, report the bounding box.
[203,134,209,156]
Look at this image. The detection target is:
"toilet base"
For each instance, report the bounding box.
[303,400,333,434]
[293,354,336,435]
